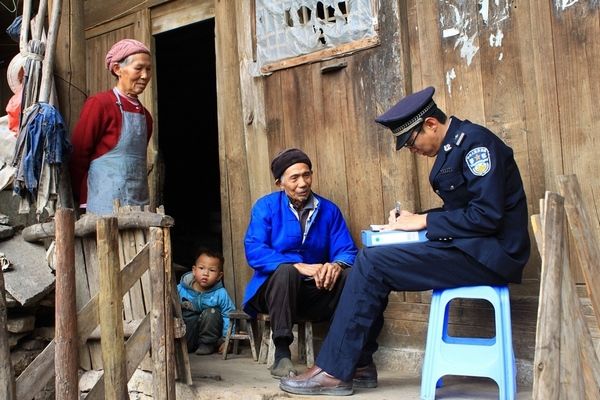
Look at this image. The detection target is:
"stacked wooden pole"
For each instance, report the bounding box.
[0,269,16,399]
[531,175,600,399]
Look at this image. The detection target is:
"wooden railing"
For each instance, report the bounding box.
[9,207,190,400]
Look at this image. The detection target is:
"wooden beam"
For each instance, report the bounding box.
[556,174,600,328]
[54,209,78,400]
[97,218,128,399]
[21,211,175,242]
[149,227,175,399]
[0,269,15,400]
[532,191,564,400]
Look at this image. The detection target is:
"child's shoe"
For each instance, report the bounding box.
[195,343,216,355]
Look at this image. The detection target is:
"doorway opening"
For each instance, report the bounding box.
[154,19,221,271]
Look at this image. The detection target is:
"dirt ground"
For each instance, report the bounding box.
[129,347,533,400]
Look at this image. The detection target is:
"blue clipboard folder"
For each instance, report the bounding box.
[361,229,428,247]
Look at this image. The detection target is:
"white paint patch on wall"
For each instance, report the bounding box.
[439,2,480,66]
[455,33,479,66]
[446,68,457,94]
[489,28,504,47]
[556,0,580,10]
[479,0,490,25]
[439,1,512,67]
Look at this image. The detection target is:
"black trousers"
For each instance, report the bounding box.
[182,307,223,352]
[247,263,349,343]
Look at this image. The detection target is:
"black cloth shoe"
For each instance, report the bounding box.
[195,343,215,355]
[280,365,353,396]
[270,357,297,378]
[353,363,378,388]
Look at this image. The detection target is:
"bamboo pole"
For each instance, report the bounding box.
[97,218,127,399]
[54,209,78,400]
[19,0,33,54]
[0,270,16,400]
[39,0,62,103]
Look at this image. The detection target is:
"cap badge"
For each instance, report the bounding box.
[466,147,491,176]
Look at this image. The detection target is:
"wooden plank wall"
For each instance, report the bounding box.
[79,0,600,361]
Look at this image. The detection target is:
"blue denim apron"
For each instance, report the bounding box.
[86,88,149,215]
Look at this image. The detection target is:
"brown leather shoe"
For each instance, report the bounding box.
[280,365,353,396]
[353,363,378,388]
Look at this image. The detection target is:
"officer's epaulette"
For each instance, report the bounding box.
[453,132,466,146]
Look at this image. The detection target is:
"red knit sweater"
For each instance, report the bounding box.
[69,89,153,205]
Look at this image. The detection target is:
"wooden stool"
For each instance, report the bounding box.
[223,310,258,361]
[256,313,314,368]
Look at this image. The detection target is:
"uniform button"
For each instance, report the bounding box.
[435,190,440,194]
[449,185,455,190]
[448,237,453,240]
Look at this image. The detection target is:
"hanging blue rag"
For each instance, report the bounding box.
[12,102,71,208]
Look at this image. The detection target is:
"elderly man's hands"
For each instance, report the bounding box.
[315,262,343,290]
[293,262,343,290]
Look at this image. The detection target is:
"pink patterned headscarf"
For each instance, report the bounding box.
[105,39,151,74]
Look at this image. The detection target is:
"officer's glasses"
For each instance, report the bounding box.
[404,125,422,148]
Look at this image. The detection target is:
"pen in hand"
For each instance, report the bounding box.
[395,201,402,218]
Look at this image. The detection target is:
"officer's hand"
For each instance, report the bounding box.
[389,213,427,231]
[388,208,414,224]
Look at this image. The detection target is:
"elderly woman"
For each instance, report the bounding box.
[70,39,153,215]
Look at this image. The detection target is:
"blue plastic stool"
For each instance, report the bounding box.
[420,285,516,400]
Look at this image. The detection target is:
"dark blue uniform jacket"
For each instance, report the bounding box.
[426,117,530,282]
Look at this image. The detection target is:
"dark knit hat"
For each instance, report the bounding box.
[270,148,312,179]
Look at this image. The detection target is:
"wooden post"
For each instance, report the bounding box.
[149,227,175,399]
[0,270,16,400]
[532,191,564,400]
[556,174,600,328]
[55,209,78,400]
[162,227,176,393]
[53,0,86,134]
[97,218,128,399]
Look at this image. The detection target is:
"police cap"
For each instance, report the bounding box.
[375,86,436,150]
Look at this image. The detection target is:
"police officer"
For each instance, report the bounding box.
[279,86,530,396]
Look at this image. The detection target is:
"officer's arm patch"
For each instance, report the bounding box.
[465,147,491,176]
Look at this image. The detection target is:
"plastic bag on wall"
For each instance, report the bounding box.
[6,15,22,43]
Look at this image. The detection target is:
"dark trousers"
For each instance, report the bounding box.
[316,242,507,381]
[247,263,349,343]
[182,307,223,352]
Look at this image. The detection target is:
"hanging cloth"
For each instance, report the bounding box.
[12,102,70,215]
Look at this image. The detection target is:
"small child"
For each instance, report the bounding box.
[177,247,235,355]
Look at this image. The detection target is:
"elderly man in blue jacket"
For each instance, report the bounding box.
[242,148,357,378]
